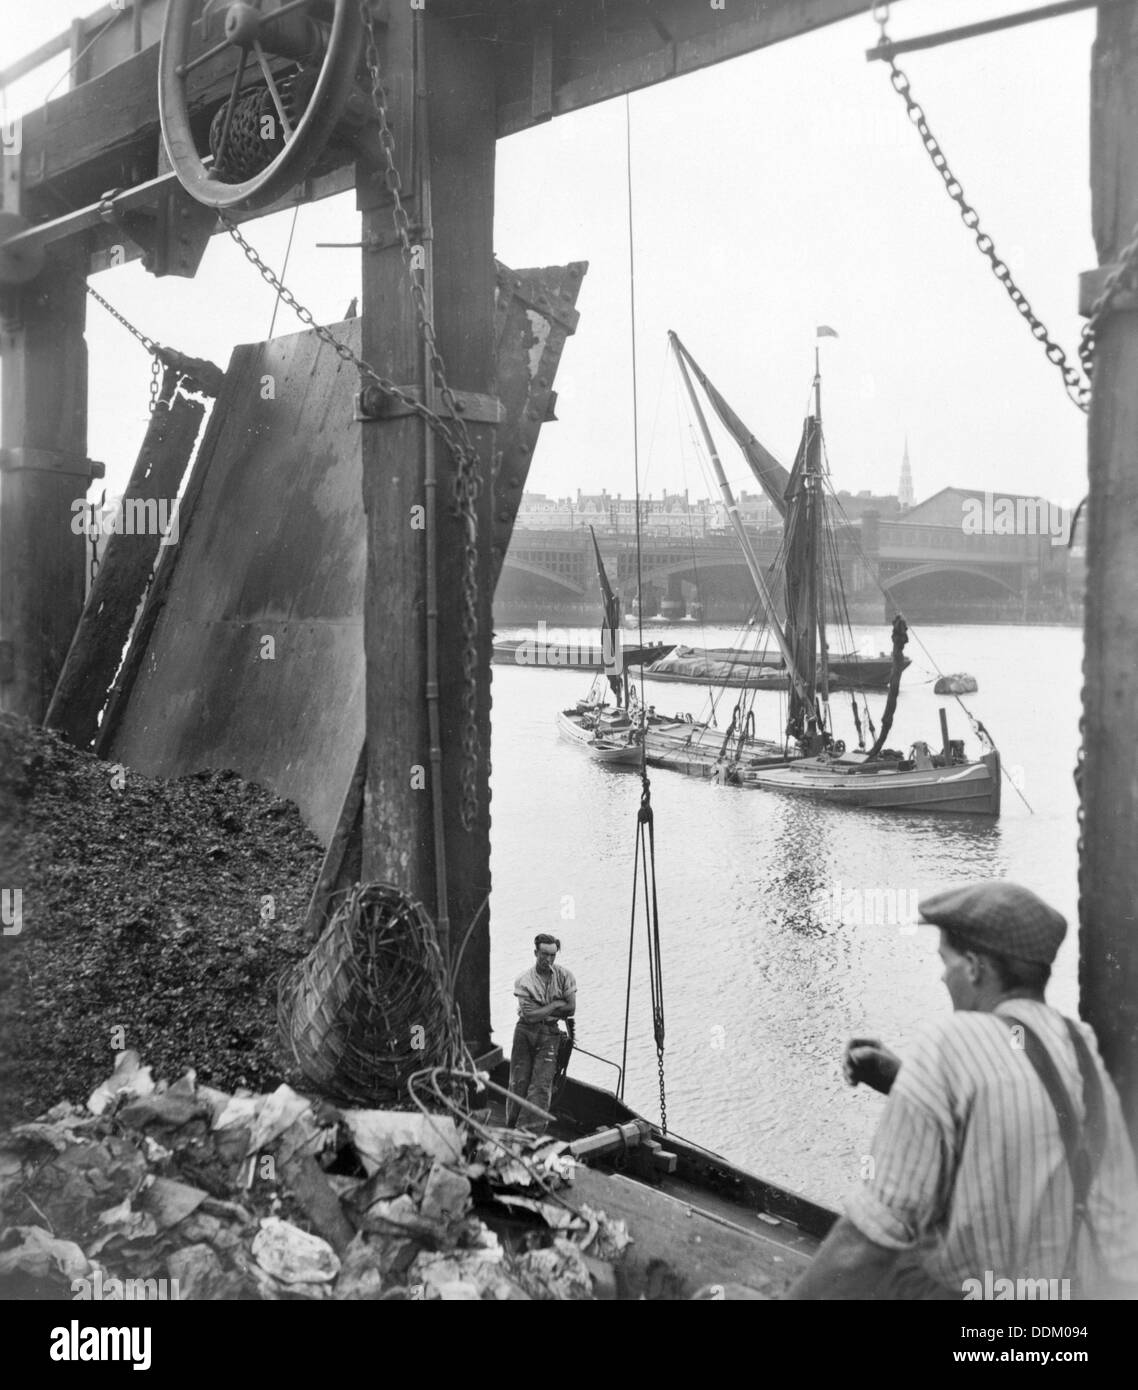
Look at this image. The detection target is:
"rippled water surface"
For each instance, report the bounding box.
[488,623,1082,1208]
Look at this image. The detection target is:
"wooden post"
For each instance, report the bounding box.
[0,257,91,721]
[1081,2,1138,1143]
[359,9,497,1055]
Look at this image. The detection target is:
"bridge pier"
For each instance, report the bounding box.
[659,573,686,620]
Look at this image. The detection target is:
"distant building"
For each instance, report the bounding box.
[514,488,719,535]
[904,486,1069,540]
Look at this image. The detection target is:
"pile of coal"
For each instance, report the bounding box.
[0,713,322,1124]
[0,1054,629,1301]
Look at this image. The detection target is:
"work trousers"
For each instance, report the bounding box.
[506,1021,561,1133]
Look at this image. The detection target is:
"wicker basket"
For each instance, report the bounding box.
[278,882,461,1106]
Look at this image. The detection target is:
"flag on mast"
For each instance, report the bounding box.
[816,325,839,339]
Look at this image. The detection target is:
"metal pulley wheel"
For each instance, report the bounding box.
[159,0,364,212]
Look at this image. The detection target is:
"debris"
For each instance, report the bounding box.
[251,1217,340,1285]
[0,1056,639,1299]
[342,1109,463,1170]
[166,1243,230,1300]
[87,1051,155,1116]
[138,1177,208,1231]
[0,1225,90,1283]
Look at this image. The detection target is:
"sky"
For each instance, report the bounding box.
[1,1,1097,514]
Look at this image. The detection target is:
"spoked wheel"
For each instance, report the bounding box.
[159,0,364,212]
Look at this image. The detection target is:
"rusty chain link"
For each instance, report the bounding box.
[883,53,1091,411]
[84,279,197,415]
[1079,220,1138,389]
[217,2,484,831]
[873,0,1138,961]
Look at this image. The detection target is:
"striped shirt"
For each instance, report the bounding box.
[846,999,1138,1295]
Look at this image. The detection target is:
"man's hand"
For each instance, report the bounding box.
[842,1038,901,1095]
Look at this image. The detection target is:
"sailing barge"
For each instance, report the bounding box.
[560,333,1000,813]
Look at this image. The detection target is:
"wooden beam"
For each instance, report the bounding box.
[1080,0,1138,1146]
[488,0,880,137]
[359,9,498,1051]
[11,2,884,223]
[0,256,90,720]
[44,379,208,748]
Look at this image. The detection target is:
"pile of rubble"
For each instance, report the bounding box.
[0,713,323,1123]
[0,1053,630,1301]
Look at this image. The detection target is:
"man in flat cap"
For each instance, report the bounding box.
[788,881,1138,1300]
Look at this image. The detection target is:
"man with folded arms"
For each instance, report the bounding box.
[506,934,576,1135]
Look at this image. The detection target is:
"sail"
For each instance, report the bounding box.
[782,415,823,739]
[671,334,791,517]
[589,526,623,703]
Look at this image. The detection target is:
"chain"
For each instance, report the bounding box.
[84,280,157,355]
[359,0,482,832]
[873,5,1090,411]
[216,4,484,830]
[88,489,104,588]
[1079,220,1138,389]
[84,280,180,416]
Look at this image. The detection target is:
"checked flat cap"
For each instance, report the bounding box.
[918,881,1067,966]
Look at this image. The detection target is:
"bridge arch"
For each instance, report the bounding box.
[498,555,585,597]
[884,564,1018,597]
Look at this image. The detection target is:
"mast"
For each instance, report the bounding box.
[812,351,830,713]
[668,332,812,709]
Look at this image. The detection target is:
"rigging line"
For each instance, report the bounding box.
[267,203,301,340]
[624,95,649,750]
[44,11,122,104]
[823,477,1032,810]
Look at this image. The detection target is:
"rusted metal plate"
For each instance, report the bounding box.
[106,321,369,842]
[491,260,587,585]
[103,263,583,845]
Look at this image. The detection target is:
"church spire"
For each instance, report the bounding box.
[899,436,914,510]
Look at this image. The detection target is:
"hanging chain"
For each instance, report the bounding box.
[872,1,1138,953]
[216,3,484,830]
[360,0,482,832]
[84,280,182,415]
[1079,220,1138,389]
[873,4,1090,411]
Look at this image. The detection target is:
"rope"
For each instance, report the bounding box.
[823,481,1034,812]
[267,203,300,340]
[625,95,648,730]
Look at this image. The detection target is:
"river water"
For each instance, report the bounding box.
[487,621,1083,1209]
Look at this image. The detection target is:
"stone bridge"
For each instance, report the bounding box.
[496,516,1071,623]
